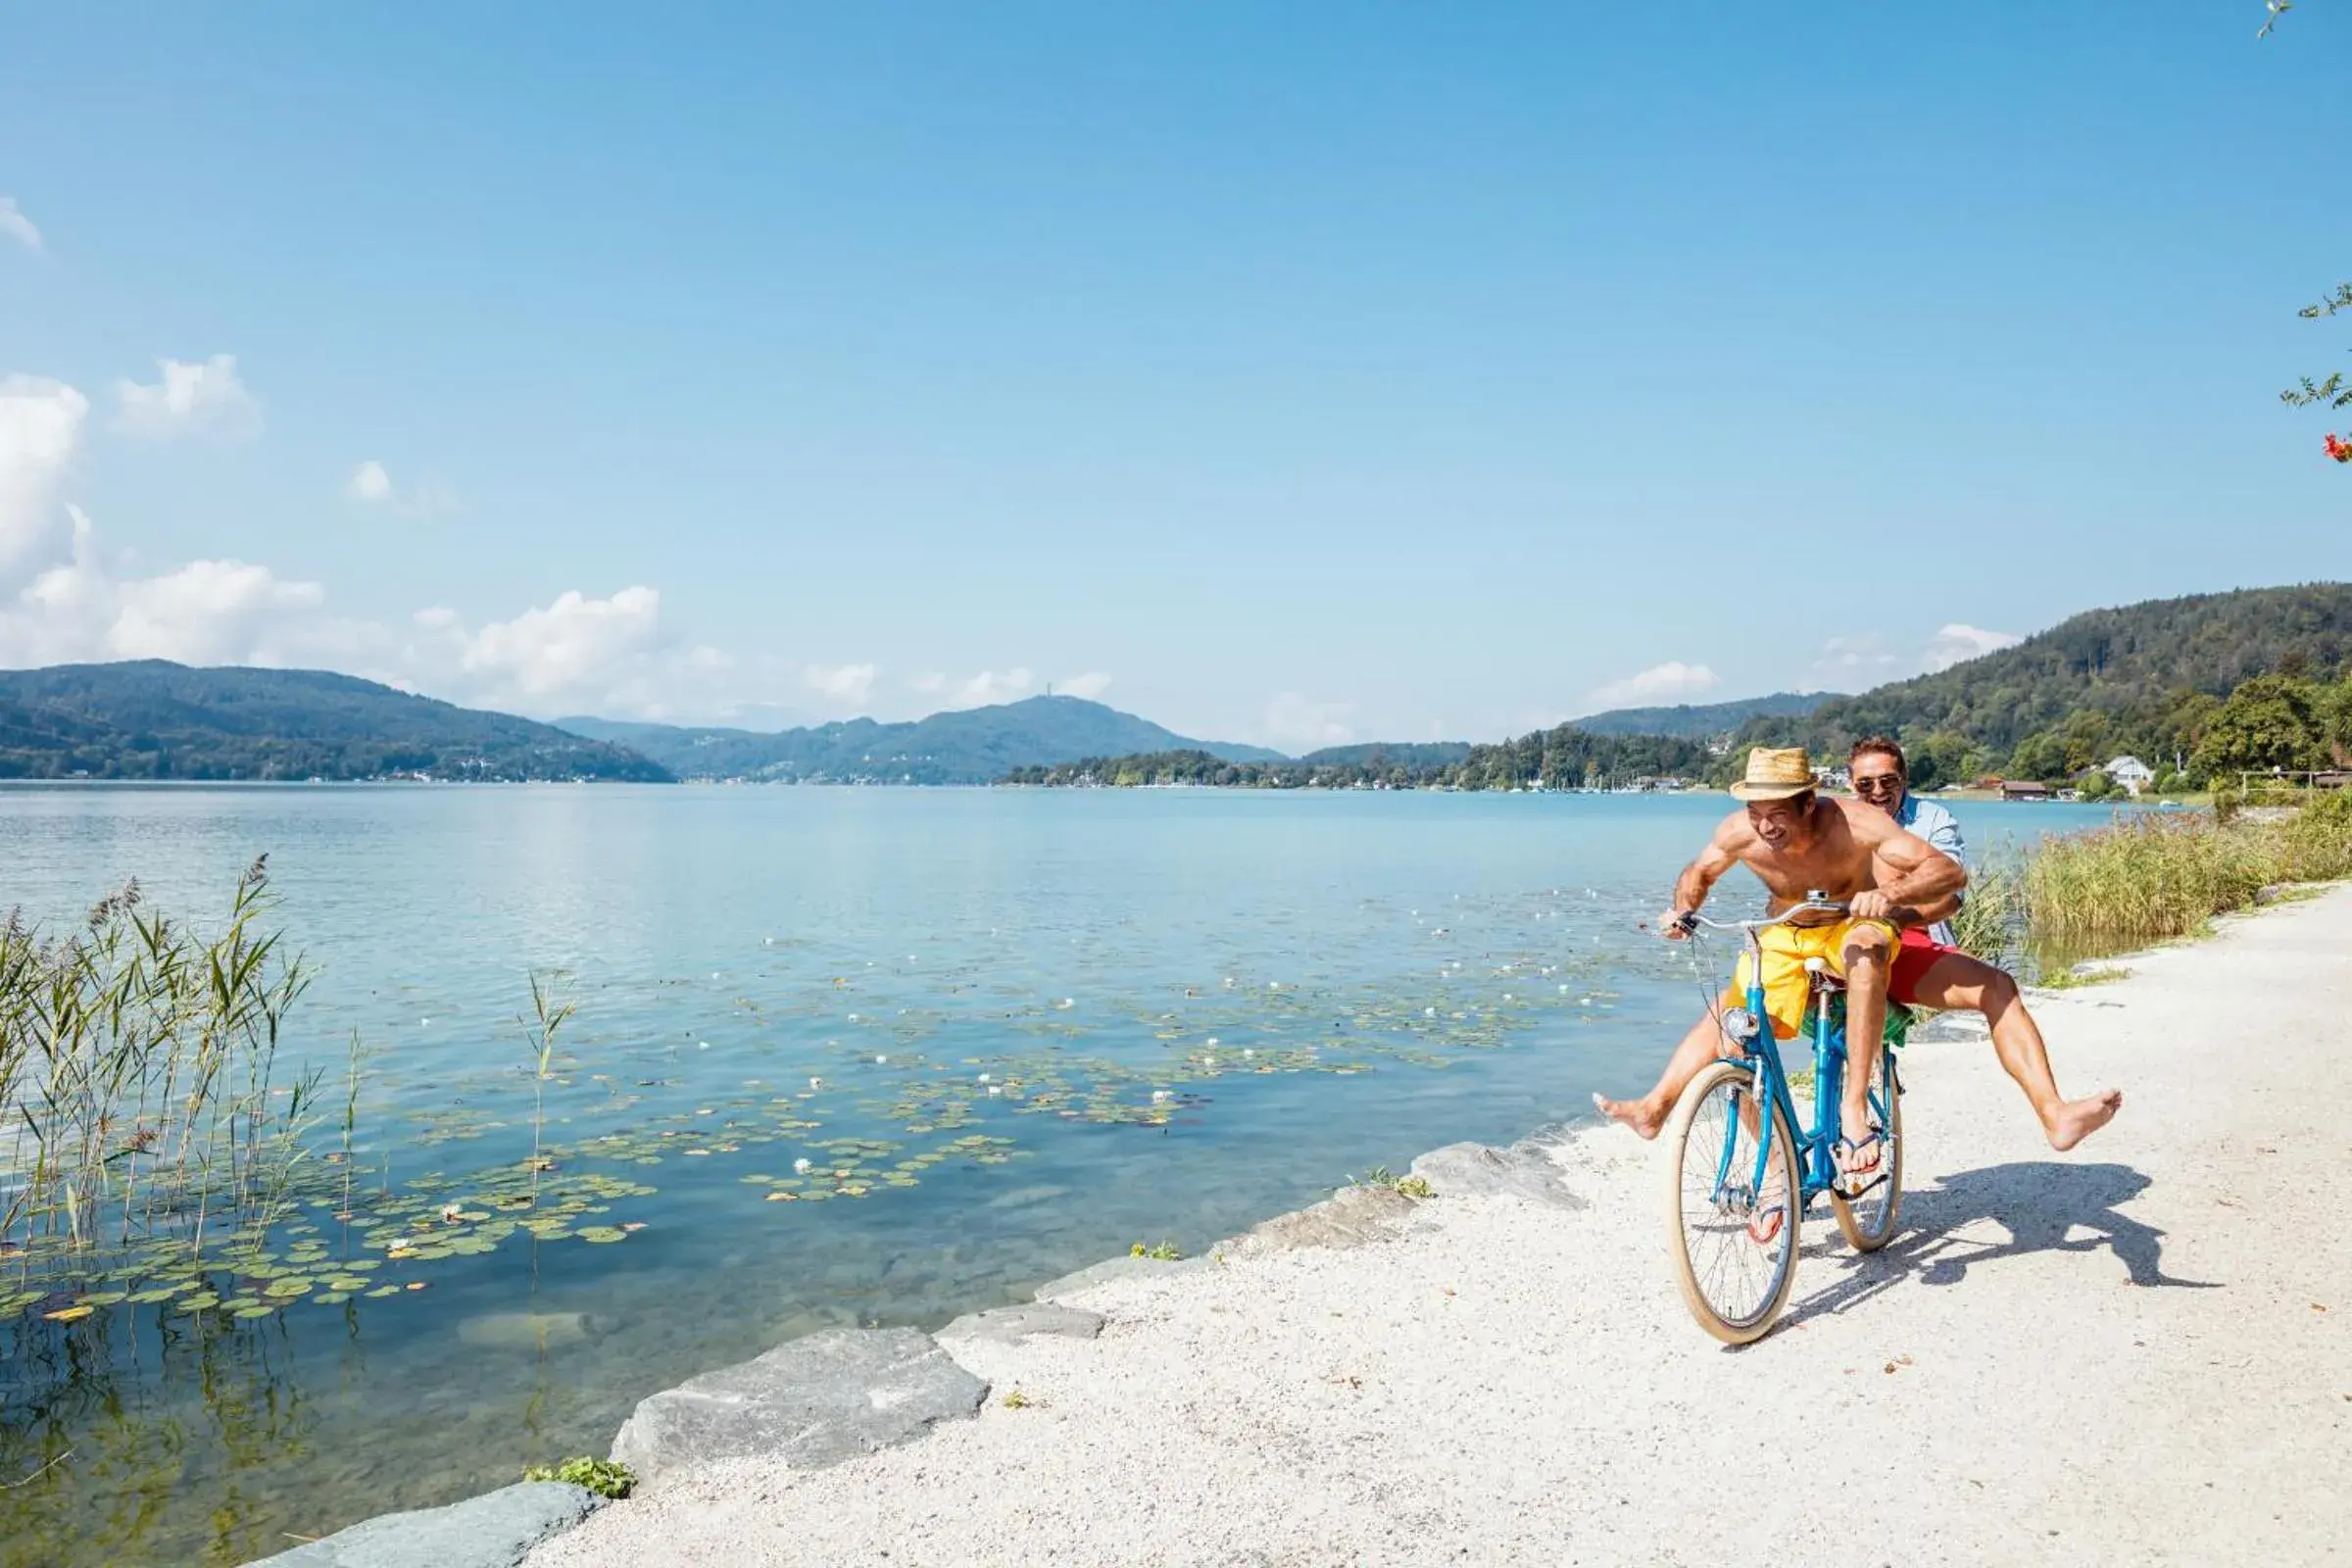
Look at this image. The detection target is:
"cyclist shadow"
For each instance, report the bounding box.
[1782,1160,2220,1330]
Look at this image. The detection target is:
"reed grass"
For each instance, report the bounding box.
[2018,792,2352,963]
[0,858,326,1279]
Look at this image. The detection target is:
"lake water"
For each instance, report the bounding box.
[0,786,2124,1566]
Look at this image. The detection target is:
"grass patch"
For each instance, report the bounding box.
[1348,1165,1433,1200]
[2036,964,2130,991]
[523,1457,635,1498]
[1128,1240,1181,1261]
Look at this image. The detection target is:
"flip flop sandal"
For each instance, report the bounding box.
[1745,1201,1788,1247]
[1833,1130,1886,1195]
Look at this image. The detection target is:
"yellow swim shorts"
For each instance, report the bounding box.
[1718,915,1900,1041]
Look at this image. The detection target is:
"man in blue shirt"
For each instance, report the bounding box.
[1597,736,2122,1152]
[1847,736,2119,1152]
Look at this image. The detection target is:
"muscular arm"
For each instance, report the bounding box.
[1850,809,1966,922]
[1664,815,1750,929]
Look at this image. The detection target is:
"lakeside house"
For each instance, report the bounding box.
[1999,779,2054,801]
[2104,756,2156,796]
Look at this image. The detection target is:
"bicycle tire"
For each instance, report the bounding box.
[1662,1059,1803,1345]
[1830,1044,1903,1252]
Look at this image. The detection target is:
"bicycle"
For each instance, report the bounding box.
[1660,899,1908,1345]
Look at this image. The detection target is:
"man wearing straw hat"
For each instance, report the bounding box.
[1594,745,1965,1185]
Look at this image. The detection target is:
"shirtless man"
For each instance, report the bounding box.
[1592,746,1966,1179]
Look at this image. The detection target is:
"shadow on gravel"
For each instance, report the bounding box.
[1781,1160,2222,1330]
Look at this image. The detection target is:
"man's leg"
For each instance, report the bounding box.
[1902,954,2123,1150]
[1837,923,1894,1172]
[1594,1010,1729,1140]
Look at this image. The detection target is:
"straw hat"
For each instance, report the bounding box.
[1730,747,1816,802]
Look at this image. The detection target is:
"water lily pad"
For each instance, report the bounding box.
[316,1292,352,1305]
[365,1286,401,1298]
[234,1303,275,1319]
[577,1227,626,1244]
[264,1277,314,1298]
[43,1304,94,1323]
[179,1292,220,1311]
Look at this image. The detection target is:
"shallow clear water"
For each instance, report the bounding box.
[0,785,2122,1566]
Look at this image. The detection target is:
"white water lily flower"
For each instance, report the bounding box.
[1425,1006,1438,1017]
[795,1157,812,1173]
[1152,1090,1170,1102]
[1205,1037,1220,1048]
[1243,1048,1255,1058]
[987,1085,1003,1096]
[875,1054,888,1064]
[978,1073,993,1084]
[808,1076,823,1091]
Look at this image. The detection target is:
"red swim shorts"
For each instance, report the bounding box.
[1888,925,1968,1007]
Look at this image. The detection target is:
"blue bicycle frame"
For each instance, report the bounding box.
[1695,907,1907,1216]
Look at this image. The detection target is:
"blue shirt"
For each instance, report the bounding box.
[1895,793,1964,947]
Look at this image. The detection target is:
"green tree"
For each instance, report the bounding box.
[2008,731,2069,783]
[2190,674,2328,777]
[2080,769,2116,801]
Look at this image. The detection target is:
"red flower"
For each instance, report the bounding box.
[2328,432,2352,464]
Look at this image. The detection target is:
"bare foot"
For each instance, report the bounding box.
[1592,1091,1665,1140]
[2044,1090,2124,1152]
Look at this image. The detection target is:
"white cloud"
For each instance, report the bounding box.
[1922,622,2022,672]
[115,355,262,442]
[1055,671,1113,701]
[1258,692,1354,751]
[448,586,665,709]
[0,197,40,253]
[348,461,394,503]
[346,462,458,518]
[1588,661,1719,710]
[0,506,356,669]
[0,374,89,588]
[1811,634,1905,684]
[1811,623,2026,686]
[805,662,877,704]
[941,667,1034,709]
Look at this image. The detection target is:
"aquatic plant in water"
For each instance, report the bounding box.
[0,860,327,1317]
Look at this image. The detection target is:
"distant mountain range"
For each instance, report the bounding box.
[555,696,1284,784]
[2,585,2338,788]
[1572,691,1839,738]
[0,662,669,782]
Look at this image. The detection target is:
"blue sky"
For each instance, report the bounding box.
[1,3,2345,748]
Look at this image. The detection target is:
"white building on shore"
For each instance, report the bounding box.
[2104,755,2156,796]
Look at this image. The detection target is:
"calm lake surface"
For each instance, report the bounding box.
[0,785,2125,1566]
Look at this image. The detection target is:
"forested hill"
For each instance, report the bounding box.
[559,696,1284,783]
[1574,691,1838,738]
[0,662,672,781]
[1728,583,2352,784]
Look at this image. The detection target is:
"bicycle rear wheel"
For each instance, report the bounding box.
[1830,1044,1903,1251]
[1663,1059,1802,1345]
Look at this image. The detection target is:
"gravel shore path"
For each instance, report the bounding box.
[532,886,2352,1567]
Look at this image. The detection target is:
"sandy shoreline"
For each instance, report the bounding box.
[529,888,2352,1567]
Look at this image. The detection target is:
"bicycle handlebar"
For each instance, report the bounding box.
[1674,899,1850,937]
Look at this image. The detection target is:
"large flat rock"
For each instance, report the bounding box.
[610,1326,986,1486]
[1410,1140,1588,1210]
[1212,1182,1420,1259]
[1030,1253,1206,1301]
[935,1301,1105,1348]
[252,1481,601,1568]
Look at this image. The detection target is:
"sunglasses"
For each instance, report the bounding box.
[1852,773,1905,796]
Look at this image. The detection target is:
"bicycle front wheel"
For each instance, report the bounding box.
[1830,1044,1903,1252]
[1662,1059,1802,1345]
